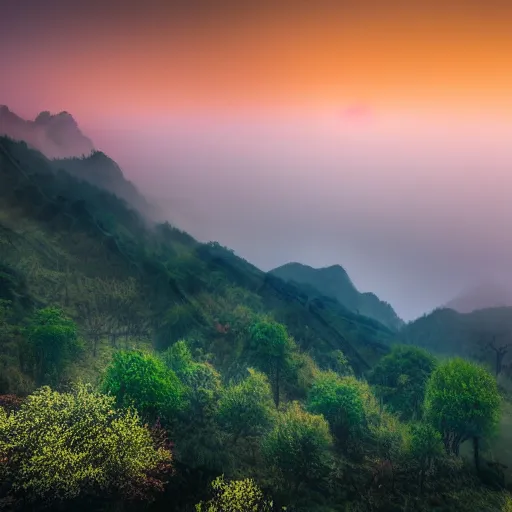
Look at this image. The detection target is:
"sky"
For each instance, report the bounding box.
[2,0,512,321]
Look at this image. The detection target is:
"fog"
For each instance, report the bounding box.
[84,108,512,322]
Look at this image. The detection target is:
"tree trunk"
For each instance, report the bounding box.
[274,364,280,408]
[419,467,424,495]
[473,436,480,473]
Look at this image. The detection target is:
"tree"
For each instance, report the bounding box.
[102,350,184,423]
[0,300,28,394]
[164,340,222,420]
[424,358,501,470]
[25,307,81,385]
[249,319,296,407]
[486,335,511,377]
[307,372,367,453]
[164,341,227,472]
[0,384,171,506]
[409,422,444,494]
[195,476,276,512]
[163,339,194,375]
[368,345,437,420]
[262,401,333,495]
[217,368,276,444]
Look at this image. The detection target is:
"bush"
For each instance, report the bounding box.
[0,383,171,506]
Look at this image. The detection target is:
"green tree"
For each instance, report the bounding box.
[164,341,227,472]
[0,300,28,394]
[368,345,437,420]
[424,358,501,469]
[195,476,275,512]
[249,319,296,407]
[0,384,171,506]
[102,350,184,423]
[262,401,333,495]
[164,340,222,419]
[217,368,276,444]
[25,307,81,385]
[307,371,366,453]
[409,422,444,493]
[163,339,194,375]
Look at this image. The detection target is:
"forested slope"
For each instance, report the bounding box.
[1,136,512,512]
[0,136,392,392]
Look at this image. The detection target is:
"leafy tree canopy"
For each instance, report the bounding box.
[262,401,333,494]
[0,384,171,505]
[195,476,276,512]
[25,307,81,385]
[102,350,184,423]
[307,371,367,451]
[217,368,276,442]
[368,344,437,420]
[424,358,501,455]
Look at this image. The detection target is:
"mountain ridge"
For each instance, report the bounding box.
[444,281,512,314]
[0,105,161,220]
[270,262,404,331]
[0,105,94,159]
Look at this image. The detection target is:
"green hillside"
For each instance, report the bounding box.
[1,135,511,512]
[401,306,512,376]
[0,136,393,392]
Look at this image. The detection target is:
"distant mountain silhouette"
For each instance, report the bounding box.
[0,106,94,158]
[444,282,512,313]
[54,151,159,219]
[0,105,162,219]
[401,306,512,377]
[270,262,404,331]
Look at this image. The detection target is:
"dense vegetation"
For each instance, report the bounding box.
[1,136,512,511]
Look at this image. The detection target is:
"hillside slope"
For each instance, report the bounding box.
[271,262,404,331]
[445,282,512,313]
[0,106,156,219]
[401,306,512,376]
[53,151,157,219]
[0,136,392,394]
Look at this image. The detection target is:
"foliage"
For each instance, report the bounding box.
[164,339,194,375]
[408,421,444,492]
[0,299,31,394]
[217,368,276,442]
[368,344,437,420]
[195,476,276,512]
[424,358,501,455]
[164,340,222,418]
[249,318,297,407]
[0,383,171,505]
[3,136,512,511]
[163,341,228,473]
[25,307,82,385]
[102,350,184,422]
[261,401,333,495]
[307,371,366,452]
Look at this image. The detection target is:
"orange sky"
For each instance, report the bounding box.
[3,1,512,117]
[3,1,512,319]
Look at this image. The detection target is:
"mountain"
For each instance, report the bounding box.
[444,281,512,313]
[0,106,160,220]
[53,151,157,220]
[270,262,404,331]
[401,306,512,375]
[0,135,393,395]
[0,106,94,158]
